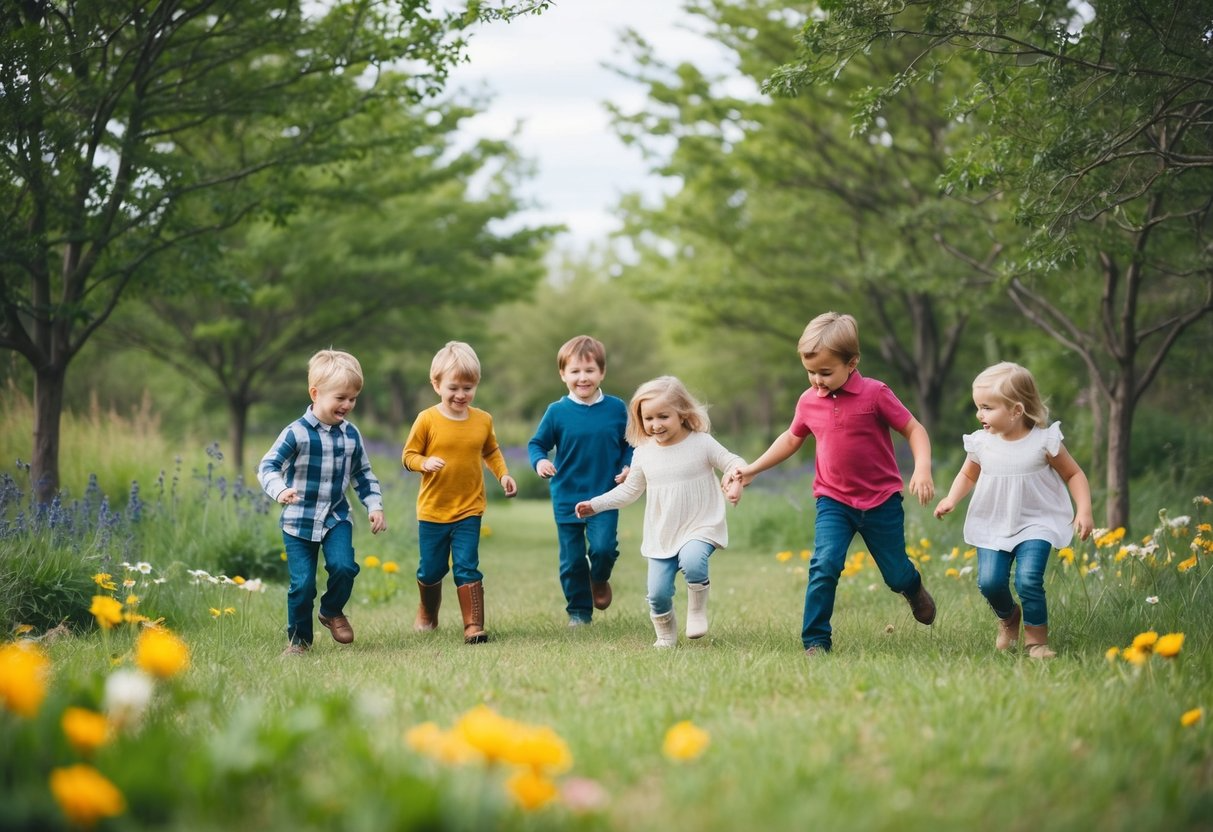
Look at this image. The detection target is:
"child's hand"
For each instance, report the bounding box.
[933,498,954,520]
[574,500,596,519]
[278,487,300,506]
[614,465,629,484]
[535,460,556,479]
[908,470,935,505]
[1074,512,1094,541]
[421,456,445,473]
[369,510,387,534]
[722,475,742,506]
[501,475,518,498]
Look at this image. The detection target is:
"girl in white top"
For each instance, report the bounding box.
[576,376,745,647]
[934,362,1094,658]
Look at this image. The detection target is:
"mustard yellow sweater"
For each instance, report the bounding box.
[402,406,510,523]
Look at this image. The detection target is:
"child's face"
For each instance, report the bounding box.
[433,373,478,418]
[640,397,687,446]
[801,350,858,398]
[972,386,1021,437]
[310,382,360,426]
[560,356,605,403]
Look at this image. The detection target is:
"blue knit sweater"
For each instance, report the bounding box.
[528,394,632,523]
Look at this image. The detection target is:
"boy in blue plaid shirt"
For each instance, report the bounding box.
[259,350,387,655]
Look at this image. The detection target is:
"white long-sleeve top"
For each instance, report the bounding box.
[588,431,745,559]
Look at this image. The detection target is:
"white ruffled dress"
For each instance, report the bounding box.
[962,422,1075,551]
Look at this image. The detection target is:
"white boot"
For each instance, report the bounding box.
[686,582,710,639]
[650,609,678,648]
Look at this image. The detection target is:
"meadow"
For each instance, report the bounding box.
[1,401,1211,831]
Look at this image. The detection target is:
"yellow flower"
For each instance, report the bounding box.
[135,627,190,679]
[0,642,51,717]
[209,608,222,618]
[662,720,710,761]
[89,596,123,630]
[363,556,381,569]
[1154,632,1184,658]
[963,548,976,559]
[505,768,559,810]
[945,568,959,578]
[511,725,573,774]
[1122,646,1149,666]
[454,705,519,764]
[1177,555,1198,573]
[62,707,111,756]
[800,549,811,561]
[232,576,246,585]
[92,573,117,591]
[1181,707,1203,727]
[481,524,493,537]
[1131,631,1159,652]
[1095,528,1126,548]
[1104,647,1120,662]
[49,764,125,827]
[280,551,287,561]
[1058,547,1074,564]
[125,594,139,606]
[382,561,400,574]
[405,722,478,764]
[775,551,793,563]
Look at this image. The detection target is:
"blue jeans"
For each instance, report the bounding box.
[417,516,483,587]
[646,539,714,615]
[976,539,1052,626]
[803,495,921,650]
[557,513,620,621]
[283,521,359,646]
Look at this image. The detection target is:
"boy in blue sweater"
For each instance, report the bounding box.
[528,335,632,625]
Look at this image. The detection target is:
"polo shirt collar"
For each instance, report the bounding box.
[837,369,864,395]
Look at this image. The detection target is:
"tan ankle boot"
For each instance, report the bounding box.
[457,581,487,644]
[996,604,1021,651]
[414,580,442,632]
[1023,624,1056,659]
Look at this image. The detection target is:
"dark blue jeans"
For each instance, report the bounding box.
[803,495,921,651]
[417,516,483,587]
[976,539,1052,626]
[283,521,359,646]
[556,512,620,621]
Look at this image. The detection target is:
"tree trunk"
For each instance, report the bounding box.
[228,396,251,477]
[32,364,66,504]
[1104,382,1133,530]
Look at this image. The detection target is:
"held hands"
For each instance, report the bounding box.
[369,510,387,534]
[721,474,743,506]
[501,475,518,498]
[421,456,446,473]
[535,460,556,479]
[574,500,596,519]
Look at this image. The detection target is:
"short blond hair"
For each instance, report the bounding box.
[973,362,1049,428]
[308,349,364,392]
[625,376,710,447]
[430,341,481,384]
[798,311,860,364]
[557,335,606,372]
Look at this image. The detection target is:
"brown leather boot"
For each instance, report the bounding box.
[1024,624,1056,659]
[414,580,442,632]
[996,604,1021,651]
[457,581,487,644]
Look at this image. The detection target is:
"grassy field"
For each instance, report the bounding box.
[1,397,1210,830]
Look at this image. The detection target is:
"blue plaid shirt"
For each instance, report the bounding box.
[258,406,384,542]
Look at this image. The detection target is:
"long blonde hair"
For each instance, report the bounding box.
[972,362,1049,428]
[626,376,710,447]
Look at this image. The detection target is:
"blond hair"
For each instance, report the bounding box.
[308,349,364,392]
[798,311,860,364]
[557,335,606,372]
[430,341,481,384]
[625,376,710,447]
[972,361,1049,428]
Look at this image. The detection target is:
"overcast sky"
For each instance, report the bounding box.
[445,2,733,252]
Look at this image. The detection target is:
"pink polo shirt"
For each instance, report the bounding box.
[789,370,912,510]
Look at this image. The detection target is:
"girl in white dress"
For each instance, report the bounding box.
[934,362,1094,658]
[576,376,745,647]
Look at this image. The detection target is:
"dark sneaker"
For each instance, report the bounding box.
[591,581,612,611]
[318,614,354,644]
[903,582,937,625]
[282,643,309,656]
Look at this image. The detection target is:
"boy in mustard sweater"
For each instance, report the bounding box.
[402,341,517,643]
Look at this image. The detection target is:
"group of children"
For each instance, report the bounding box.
[257,312,1094,659]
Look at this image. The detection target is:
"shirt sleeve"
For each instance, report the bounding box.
[402,412,429,472]
[258,426,296,500]
[590,456,647,513]
[348,426,384,514]
[482,415,510,481]
[527,404,557,470]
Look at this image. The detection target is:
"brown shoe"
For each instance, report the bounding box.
[902,581,937,625]
[1024,624,1057,659]
[318,614,354,644]
[804,645,827,658]
[591,580,612,611]
[457,581,487,644]
[281,643,308,656]
[996,604,1022,651]
[414,580,442,632]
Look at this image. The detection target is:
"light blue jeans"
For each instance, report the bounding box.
[646,539,714,615]
[976,539,1052,626]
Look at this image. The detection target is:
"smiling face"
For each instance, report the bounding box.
[639,396,687,446]
[310,382,361,426]
[972,386,1023,437]
[433,373,478,419]
[560,356,605,403]
[801,350,858,398]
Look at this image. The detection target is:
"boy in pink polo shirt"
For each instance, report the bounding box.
[727,312,936,656]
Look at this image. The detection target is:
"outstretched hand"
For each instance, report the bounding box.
[574,500,596,519]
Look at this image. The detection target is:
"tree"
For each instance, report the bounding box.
[0,0,548,502]
[772,0,1213,526]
